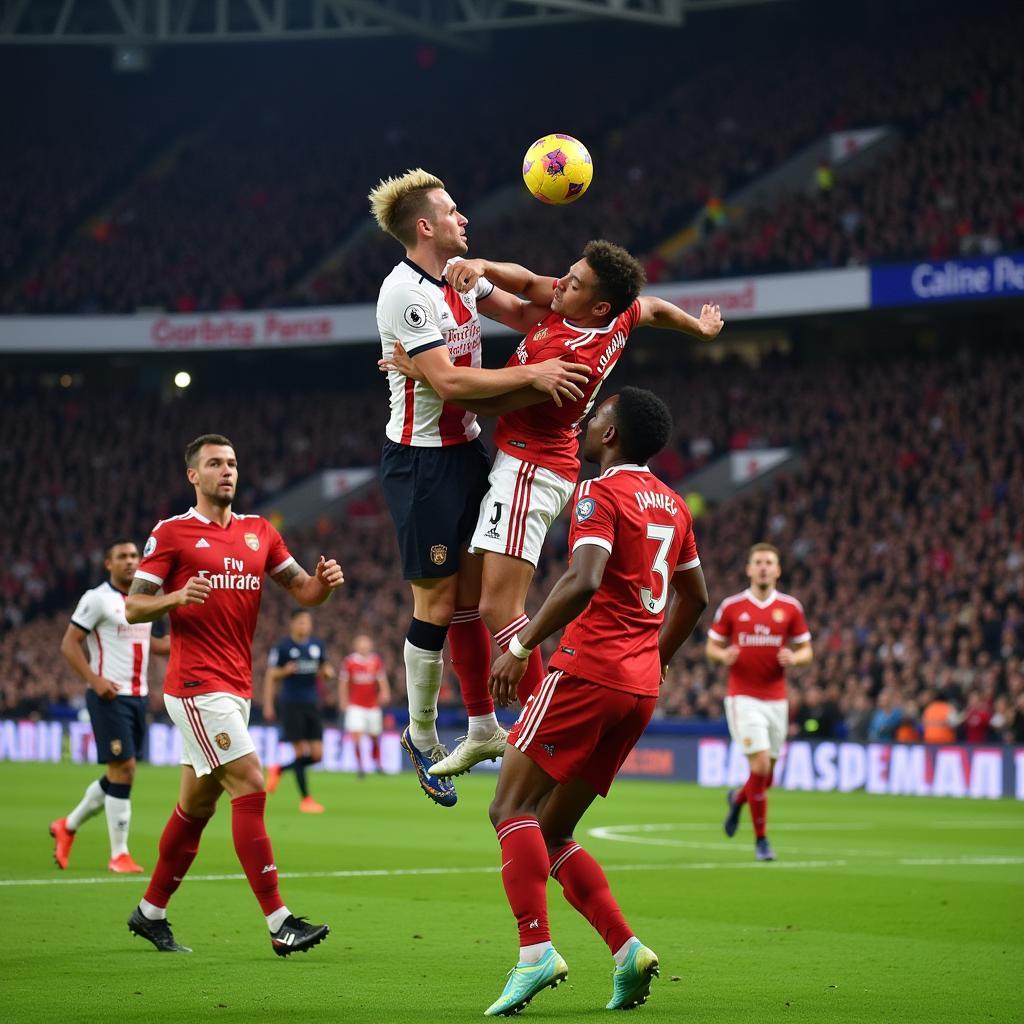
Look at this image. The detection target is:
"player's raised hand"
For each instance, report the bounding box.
[177,575,212,607]
[90,675,120,701]
[444,258,487,293]
[489,651,529,708]
[316,555,345,590]
[378,341,426,382]
[529,357,591,407]
[698,303,724,340]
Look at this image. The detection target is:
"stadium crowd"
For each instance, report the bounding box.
[2,346,1021,744]
[2,2,1019,315]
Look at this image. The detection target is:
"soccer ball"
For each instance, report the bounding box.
[522,134,593,205]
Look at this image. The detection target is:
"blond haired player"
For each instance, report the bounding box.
[706,543,812,860]
[371,168,592,807]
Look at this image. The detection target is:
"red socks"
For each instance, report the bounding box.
[549,842,633,954]
[493,615,546,703]
[370,735,381,767]
[449,608,495,717]
[746,773,769,839]
[496,817,551,945]
[143,804,212,908]
[231,792,284,916]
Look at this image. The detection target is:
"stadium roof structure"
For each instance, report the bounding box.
[0,0,791,51]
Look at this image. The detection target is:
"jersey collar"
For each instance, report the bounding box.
[190,507,237,528]
[402,257,444,288]
[563,315,619,334]
[745,587,778,609]
[598,463,650,479]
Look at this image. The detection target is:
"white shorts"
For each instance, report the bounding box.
[469,450,576,568]
[724,695,788,759]
[164,692,256,777]
[344,705,383,736]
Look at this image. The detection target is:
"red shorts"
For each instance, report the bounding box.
[507,670,656,797]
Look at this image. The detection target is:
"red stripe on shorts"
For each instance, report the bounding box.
[183,697,220,768]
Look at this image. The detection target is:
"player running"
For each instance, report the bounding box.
[388,243,722,777]
[263,609,335,813]
[50,539,170,874]
[706,543,813,861]
[123,433,344,955]
[371,168,592,807]
[481,388,709,1016]
[339,633,391,777]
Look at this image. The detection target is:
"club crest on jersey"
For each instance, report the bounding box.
[244,533,260,551]
[214,732,232,751]
[143,536,156,557]
[575,497,596,523]
[430,544,448,566]
[110,739,122,756]
[403,303,429,329]
[532,327,549,342]
[772,608,786,623]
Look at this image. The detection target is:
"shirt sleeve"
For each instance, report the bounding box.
[70,590,101,632]
[379,280,445,357]
[265,523,295,577]
[706,601,732,643]
[135,522,178,588]
[569,484,617,557]
[675,512,700,571]
[617,298,643,336]
[789,602,812,644]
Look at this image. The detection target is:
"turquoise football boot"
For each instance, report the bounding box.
[484,947,568,1017]
[606,938,659,1010]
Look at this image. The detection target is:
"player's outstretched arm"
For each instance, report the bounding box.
[658,566,710,677]
[125,576,211,623]
[447,258,557,307]
[488,544,610,707]
[271,556,344,607]
[638,297,724,340]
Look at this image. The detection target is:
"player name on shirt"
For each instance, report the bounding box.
[634,490,678,515]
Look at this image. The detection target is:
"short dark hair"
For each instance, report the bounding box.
[184,433,235,468]
[612,387,672,464]
[583,239,646,317]
[747,542,780,563]
[104,538,138,559]
[290,608,312,620]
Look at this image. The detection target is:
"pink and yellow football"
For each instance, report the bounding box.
[522,133,594,205]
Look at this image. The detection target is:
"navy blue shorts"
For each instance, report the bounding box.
[86,691,147,763]
[380,437,490,580]
[280,702,323,743]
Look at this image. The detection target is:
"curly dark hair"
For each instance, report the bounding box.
[583,239,647,317]
[612,386,673,464]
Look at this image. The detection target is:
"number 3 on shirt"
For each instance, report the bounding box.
[640,523,675,614]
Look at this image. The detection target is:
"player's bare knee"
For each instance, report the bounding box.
[750,751,772,776]
[107,758,136,784]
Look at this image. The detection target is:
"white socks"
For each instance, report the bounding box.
[613,936,639,966]
[468,712,500,740]
[66,779,106,832]
[405,638,444,749]
[105,794,131,857]
[139,899,166,921]
[519,941,553,964]
[266,906,291,932]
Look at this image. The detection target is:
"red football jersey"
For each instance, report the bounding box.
[494,301,642,481]
[707,589,811,701]
[548,464,700,696]
[341,652,384,708]
[135,507,295,699]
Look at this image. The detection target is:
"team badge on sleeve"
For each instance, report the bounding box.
[575,497,596,523]
[244,533,260,551]
[143,536,157,557]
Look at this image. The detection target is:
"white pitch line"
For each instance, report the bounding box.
[3,854,1022,890]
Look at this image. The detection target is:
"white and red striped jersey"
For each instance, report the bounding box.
[378,257,493,447]
[70,581,153,697]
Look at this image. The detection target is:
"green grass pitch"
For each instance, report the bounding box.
[2,762,1021,1023]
